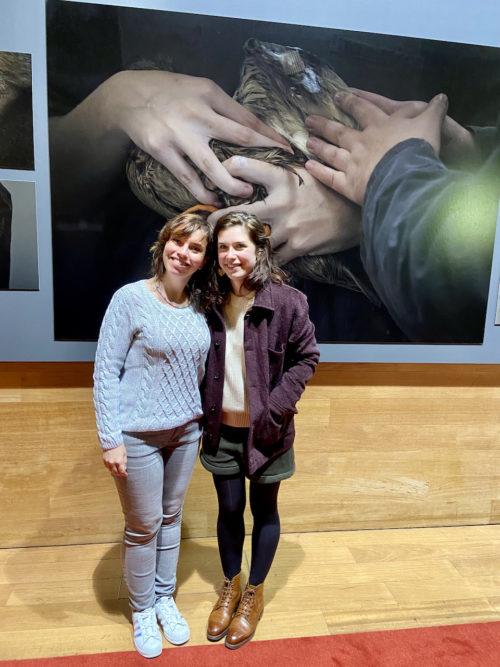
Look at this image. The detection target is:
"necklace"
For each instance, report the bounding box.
[154,281,189,309]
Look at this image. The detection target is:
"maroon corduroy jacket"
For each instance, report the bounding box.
[201,282,320,476]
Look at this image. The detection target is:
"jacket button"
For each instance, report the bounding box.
[207,434,213,441]
[214,373,220,380]
[215,339,221,347]
[210,405,216,414]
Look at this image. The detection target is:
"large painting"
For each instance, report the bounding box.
[46,0,500,344]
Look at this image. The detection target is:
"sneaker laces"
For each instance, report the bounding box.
[134,608,158,640]
[156,597,184,629]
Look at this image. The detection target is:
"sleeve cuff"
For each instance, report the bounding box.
[99,433,124,450]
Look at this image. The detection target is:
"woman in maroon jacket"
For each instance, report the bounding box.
[201,212,319,649]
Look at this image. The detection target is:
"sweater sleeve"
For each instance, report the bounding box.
[468,125,498,163]
[268,290,319,419]
[93,288,135,450]
[361,135,499,343]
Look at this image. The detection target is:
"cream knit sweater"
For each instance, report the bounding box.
[221,291,255,427]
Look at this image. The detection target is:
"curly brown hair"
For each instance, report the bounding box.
[212,212,288,303]
[150,206,216,313]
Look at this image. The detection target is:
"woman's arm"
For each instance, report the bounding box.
[93,288,135,474]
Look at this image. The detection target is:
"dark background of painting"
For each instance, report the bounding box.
[46,0,500,342]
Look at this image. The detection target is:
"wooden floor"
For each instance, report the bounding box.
[2,362,500,659]
[2,524,500,660]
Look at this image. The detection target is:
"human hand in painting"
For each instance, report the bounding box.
[49,70,290,214]
[304,90,450,205]
[344,89,479,166]
[208,156,361,264]
[102,443,128,477]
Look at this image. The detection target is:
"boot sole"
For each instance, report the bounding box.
[207,628,229,642]
[225,632,254,650]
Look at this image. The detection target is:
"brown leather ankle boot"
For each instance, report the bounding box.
[225,582,264,649]
[206,572,242,641]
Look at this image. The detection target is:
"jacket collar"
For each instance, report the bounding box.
[252,281,275,313]
[211,281,275,321]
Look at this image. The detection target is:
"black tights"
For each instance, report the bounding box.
[213,474,281,586]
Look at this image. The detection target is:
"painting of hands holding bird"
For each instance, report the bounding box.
[46,0,500,348]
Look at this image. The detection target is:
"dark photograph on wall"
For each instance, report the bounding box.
[0,182,11,288]
[495,282,500,325]
[46,0,500,344]
[0,180,38,291]
[0,51,34,170]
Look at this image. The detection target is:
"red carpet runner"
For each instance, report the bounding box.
[3,621,500,666]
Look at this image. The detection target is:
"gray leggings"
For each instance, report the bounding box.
[114,420,200,611]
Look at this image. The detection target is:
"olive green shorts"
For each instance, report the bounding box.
[200,424,295,483]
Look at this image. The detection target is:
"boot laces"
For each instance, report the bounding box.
[215,578,235,610]
[235,587,255,619]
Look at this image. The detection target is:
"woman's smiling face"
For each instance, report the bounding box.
[217,225,257,290]
[162,228,208,279]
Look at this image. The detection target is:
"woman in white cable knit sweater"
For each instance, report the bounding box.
[93,206,215,659]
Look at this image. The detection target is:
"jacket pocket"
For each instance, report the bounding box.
[268,345,285,389]
[255,406,291,448]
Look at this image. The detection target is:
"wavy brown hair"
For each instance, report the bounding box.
[212,212,288,304]
[150,207,216,313]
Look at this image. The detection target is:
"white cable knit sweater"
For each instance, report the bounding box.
[93,280,210,450]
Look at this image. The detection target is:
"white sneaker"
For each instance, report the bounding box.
[155,596,190,645]
[132,607,163,658]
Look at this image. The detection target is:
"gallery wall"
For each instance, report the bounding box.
[0,0,499,362]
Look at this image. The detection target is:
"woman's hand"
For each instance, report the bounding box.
[102,443,128,477]
[208,156,361,264]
